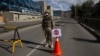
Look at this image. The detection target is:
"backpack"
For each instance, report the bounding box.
[42,15,52,27]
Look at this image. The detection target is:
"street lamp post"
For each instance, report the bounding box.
[74,0,78,21]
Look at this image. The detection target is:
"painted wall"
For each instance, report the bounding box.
[0,16,3,23]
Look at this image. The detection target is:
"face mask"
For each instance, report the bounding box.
[45,13,49,15]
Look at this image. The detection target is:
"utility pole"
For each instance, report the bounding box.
[74,0,78,21]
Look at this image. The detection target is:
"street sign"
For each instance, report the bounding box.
[54,30,59,35]
[52,29,62,37]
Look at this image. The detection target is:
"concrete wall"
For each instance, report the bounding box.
[18,14,42,21]
[2,12,13,22]
[1,11,42,22]
[13,14,19,21]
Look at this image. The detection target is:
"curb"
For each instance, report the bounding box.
[79,23,100,40]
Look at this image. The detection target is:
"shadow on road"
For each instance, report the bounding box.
[0,39,45,53]
[0,39,23,53]
[80,24,100,41]
[72,37,100,43]
[0,44,12,53]
[22,40,44,45]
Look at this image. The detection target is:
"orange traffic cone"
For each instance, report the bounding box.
[52,37,62,56]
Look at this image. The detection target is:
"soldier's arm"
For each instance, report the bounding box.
[42,16,44,28]
[51,16,55,29]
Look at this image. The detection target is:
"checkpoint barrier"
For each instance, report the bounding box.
[12,39,23,53]
[3,25,23,53]
[4,25,17,30]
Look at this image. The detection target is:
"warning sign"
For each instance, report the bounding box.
[52,29,62,37]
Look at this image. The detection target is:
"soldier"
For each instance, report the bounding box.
[42,10,55,48]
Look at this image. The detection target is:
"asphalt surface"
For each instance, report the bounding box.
[0,20,42,33]
[0,18,100,56]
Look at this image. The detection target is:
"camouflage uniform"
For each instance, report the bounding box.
[42,12,55,48]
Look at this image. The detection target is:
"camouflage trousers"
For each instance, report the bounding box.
[43,27,53,46]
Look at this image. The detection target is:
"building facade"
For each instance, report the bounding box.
[47,6,53,16]
[38,1,47,14]
[0,0,54,23]
[1,11,42,22]
[0,0,42,14]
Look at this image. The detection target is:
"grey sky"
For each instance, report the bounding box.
[33,0,99,11]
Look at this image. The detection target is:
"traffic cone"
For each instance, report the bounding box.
[52,37,62,56]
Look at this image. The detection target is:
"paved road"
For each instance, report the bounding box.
[0,20,41,33]
[0,18,100,56]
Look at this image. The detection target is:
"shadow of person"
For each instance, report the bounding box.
[21,40,44,46]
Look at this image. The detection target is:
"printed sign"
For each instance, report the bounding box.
[52,29,62,37]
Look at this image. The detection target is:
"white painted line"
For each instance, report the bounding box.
[26,39,45,56]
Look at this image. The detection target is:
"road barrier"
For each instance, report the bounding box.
[3,25,23,53]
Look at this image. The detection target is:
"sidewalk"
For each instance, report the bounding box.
[79,23,100,40]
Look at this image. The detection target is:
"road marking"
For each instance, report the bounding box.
[26,39,45,56]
